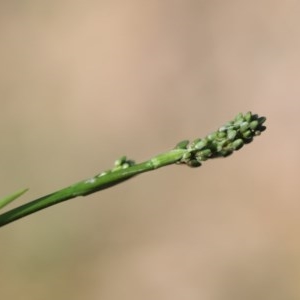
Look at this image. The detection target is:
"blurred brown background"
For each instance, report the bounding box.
[0,1,299,299]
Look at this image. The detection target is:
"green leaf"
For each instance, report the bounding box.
[0,188,29,210]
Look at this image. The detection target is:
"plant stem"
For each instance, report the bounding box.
[0,150,185,226]
[0,112,266,228]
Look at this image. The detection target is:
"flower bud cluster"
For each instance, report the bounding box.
[98,156,136,177]
[176,112,266,167]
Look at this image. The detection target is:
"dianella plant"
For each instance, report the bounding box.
[0,112,266,228]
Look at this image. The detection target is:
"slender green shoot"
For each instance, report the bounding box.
[0,112,266,228]
[0,188,29,210]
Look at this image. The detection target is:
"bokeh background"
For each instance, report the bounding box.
[0,1,299,299]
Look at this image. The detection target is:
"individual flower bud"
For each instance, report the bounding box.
[216,138,228,150]
[242,130,252,139]
[259,125,266,132]
[122,163,130,169]
[244,111,252,122]
[234,113,243,122]
[114,156,127,167]
[175,140,189,149]
[249,120,259,130]
[207,132,217,141]
[232,139,244,150]
[189,138,201,149]
[196,149,212,161]
[194,139,208,150]
[187,159,201,168]
[216,143,224,152]
[240,122,250,133]
[258,116,266,125]
[219,126,227,132]
[218,148,233,157]
[182,152,191,162]
[227,129,237,141]
[233,118,244,128]
[217,131,226,138]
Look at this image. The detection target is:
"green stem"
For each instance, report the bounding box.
[0,150,185,226]
[0,112,266,228]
